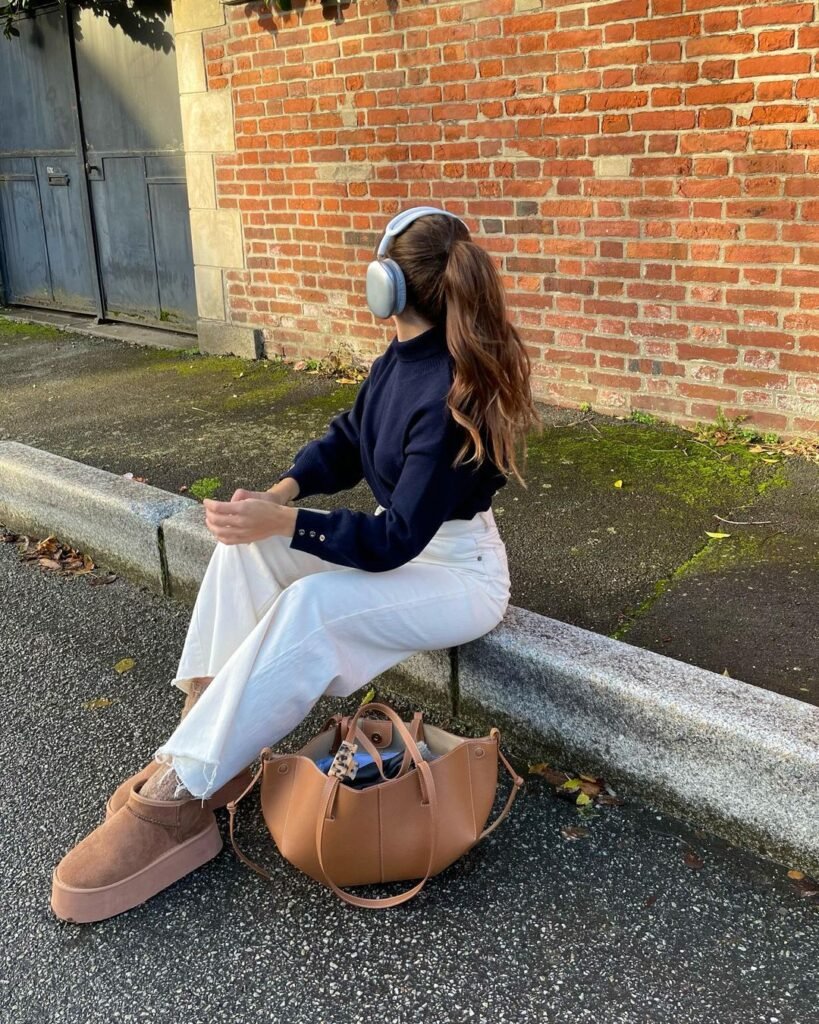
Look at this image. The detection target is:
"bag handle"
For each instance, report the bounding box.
[478,728,525,840]
[315,702,440,908]
[347,727,388,781]
[396,710,424,779]
[342,703,432,797]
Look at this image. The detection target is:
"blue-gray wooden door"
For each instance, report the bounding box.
[0,6,97,314]
[0,2,196,332]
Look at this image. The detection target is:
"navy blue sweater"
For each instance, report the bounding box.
[276,323,507,572]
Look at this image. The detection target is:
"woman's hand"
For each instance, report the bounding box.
[203,497,297,545]
[229,487,286,504]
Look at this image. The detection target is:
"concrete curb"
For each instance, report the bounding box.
[162,503,222,605]
[2,441,817,874]
[0,441,194,592]
[459,608,818,873]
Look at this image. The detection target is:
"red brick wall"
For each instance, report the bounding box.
[203,0,819,439]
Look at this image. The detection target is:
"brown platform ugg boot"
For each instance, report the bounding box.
[52,779,222,923]
[105,675,253,818]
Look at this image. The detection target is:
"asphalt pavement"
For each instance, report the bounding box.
[0,539,816,1024]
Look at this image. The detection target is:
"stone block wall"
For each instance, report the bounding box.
[173,0,260,356]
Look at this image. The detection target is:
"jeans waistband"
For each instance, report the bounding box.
[374,504,500,540]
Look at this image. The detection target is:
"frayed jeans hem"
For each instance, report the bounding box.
[153,750,221,806]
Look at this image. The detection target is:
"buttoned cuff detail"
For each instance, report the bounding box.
[289,507,333,556]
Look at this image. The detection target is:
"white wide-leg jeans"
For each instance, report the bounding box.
[153,503,511,801]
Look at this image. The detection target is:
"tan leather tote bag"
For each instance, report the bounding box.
[227,701,524,909]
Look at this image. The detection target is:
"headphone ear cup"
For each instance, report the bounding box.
[366,260,395,319]
[382,258,407,316]
[366,258,407,318]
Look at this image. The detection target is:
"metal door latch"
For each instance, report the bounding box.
[46,166,69,186]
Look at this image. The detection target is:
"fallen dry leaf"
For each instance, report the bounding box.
[683,850,704,870]
[84,697,115,710]
[88,573,117,586]
[528,763,571,787]
[577,777,603,797]
[15,533,98,578]
[561,826,590,841]
[789,874,819,899]
[530,764,623,810]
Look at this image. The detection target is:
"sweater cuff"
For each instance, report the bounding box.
[289,507,334,557]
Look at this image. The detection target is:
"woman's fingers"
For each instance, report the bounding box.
[204,499,246,522]
[204,499,248,541]
[203,497,278,545]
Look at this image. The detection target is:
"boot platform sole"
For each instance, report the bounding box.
[50,819,223,924]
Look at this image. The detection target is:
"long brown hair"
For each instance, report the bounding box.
[386,213,542,487]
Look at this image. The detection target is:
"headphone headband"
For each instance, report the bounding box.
[366,205,470,319]
[376,206,469,258]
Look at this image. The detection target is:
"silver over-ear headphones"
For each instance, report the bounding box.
[365,206,469,319]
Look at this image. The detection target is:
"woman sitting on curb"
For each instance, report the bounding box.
[50,206,541,923]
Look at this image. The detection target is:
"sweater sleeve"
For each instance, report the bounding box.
[275,373,372,499]
[287,397,476,572]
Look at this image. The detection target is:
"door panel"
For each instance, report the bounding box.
[0,2,195,331]
[149,178,198,329]
[0,8,75,152]
[88,156,158,321]
[71,4,183,155]
[0,9,97,312]
[0,167,51,305]
[36,156,97,312]
[72,3,196,330]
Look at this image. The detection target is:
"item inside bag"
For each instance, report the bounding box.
[314,741,440,790]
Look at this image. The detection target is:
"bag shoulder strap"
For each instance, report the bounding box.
[226,749,276,882]
[477,728,525,841]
